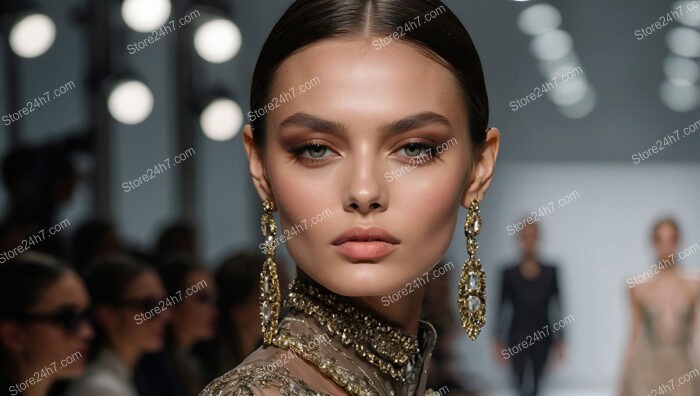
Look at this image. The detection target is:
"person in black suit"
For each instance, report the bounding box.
[494,222,565,396]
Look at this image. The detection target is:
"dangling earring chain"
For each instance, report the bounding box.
[458,198,487,341]
[260,200,281,345]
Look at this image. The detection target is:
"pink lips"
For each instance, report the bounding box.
[332,226,399,260]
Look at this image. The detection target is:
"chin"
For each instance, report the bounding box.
[59,366,84,378]
[145,339,164,352]
[315,261,415,298]
[202,328,216,340]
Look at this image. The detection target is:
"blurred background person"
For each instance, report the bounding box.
[0,134,92,261]
[67,254,169,396]
[421,260,479,396]
[70,219,124,275]
[202,250,288,376]
[0,253,92,396]
[135,253,217,396]
[494,222,565,396]
[153,221,199,261]
[619,218,700,396]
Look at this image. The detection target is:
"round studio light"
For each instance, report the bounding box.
[9,13,56,58]
[675,1,700,27]
[107,80,154,125]
[199,98,243,141]
[666,27,700,58]
[660,79,699,112]
[194,18,242,63]
[121,0,172,33]
[530,29,573,61]
[664,55,700,84]
[518,3,562,36]
[558,88,597,119]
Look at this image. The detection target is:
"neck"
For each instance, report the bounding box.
[13,365,53,396]
[657,256,678,276]
[173,327,196,351]
[295,272,425,336]
[281,277,425,382]
[110,340,141,370]
[355,291,425,336]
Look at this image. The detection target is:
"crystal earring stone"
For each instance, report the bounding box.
[262,302,270,320]
[468,273,479,291]
[468,296,480,311]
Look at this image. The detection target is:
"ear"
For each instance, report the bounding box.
[0,321,25,354]
[461,127,500,207]
[243,125,275,202]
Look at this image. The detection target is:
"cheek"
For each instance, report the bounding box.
[120,317,142,338]
[180,303,205,324]
[122,314,158,341]
[271,169,335,245]
[392,164,465,241]
[24,326,66,365]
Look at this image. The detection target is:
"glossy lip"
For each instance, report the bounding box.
[332,226,400,260]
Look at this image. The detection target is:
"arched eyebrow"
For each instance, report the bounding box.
[278,111,451,137]
[279,112,346,135]
[378,111,451,136]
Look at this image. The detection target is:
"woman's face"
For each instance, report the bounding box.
[653,222,679,262]
[113,271,169,353]
[171,271,217,344]
[18,273,92,379]
[246,37,497,298]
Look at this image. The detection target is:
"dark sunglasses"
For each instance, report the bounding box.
[115,298,161,312]
[16,307,90,334]
[192,292,215,305]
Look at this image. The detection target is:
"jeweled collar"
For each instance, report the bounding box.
[278,278,423,383]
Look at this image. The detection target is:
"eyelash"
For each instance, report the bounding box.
[289,140,440,166]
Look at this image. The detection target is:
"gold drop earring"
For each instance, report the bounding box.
[260,200,281,345]
[458,198,486,341]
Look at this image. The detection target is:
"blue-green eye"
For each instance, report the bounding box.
[291,144,334,163]
[398,142,433,158]
[305,144,330,159]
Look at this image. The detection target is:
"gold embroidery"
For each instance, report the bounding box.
[280,279,420,382]
[199,278,437,396]
[273,318,381,396]
[197,362,329,396]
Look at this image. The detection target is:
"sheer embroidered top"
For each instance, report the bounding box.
[199,278,438,396]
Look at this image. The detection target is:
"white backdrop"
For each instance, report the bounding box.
[444,162,700,395]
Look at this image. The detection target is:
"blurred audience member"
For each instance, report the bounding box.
[67,254,169,396]
[0,134,91,260]
[0,253,92,396]
[136,254,217,396]
[1,145,76,228]
[203,250,288,375]
[153,221,198,260]
[71,219,123,275]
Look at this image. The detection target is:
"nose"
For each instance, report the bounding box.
[80,320,94,340]
[343,153,388,215]
[159,307,173,322]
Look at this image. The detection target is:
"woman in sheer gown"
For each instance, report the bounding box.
[620,218,700,396]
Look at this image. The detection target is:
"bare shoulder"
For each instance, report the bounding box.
[198,361,327,396]
[680,273,700,298]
